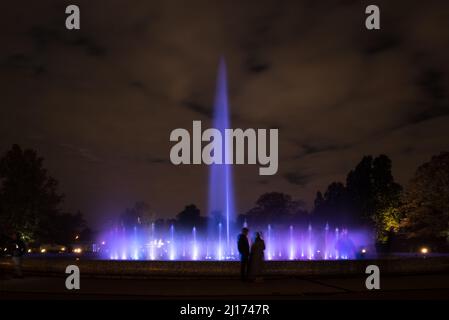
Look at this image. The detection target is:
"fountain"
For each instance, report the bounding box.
[99,59,372,261]
[207,58,235,258]
[100,222,370,261]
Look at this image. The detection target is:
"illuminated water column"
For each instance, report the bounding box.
[192,226,198,260]
[324,223,329,260]
[289,225,295,260]
[307,223,313,260]
[121,226,127,260]
[132,226,139,260]
[149,222,156,260]
[217,222,223,260]
[335,227,340,260]
[169,225,176,260]
[267,224,272,260]
[208,58,235,257]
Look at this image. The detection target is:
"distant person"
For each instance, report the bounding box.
[11,232,26,278]
[237,227,250,281]
[248,232,265,282]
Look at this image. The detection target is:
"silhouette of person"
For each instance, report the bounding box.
[249,232,265,282]
[237,227,250,281]
[11,232,26,278]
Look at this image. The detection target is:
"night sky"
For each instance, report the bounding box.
[1,0,448,228]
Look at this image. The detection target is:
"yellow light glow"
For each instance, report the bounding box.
[73,248,82,254]
[40,248,46,253]
[60,247,66,252]
[27,249,32,253]
[420,247,429,254]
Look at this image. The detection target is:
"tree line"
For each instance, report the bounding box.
[1,144,448,246]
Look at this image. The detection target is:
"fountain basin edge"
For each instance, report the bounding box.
[1,257,449,279]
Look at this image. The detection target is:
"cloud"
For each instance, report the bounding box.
[1,0,449,226]
[58,143,102,163]
[283,172,311,187]
[181,100,213,118]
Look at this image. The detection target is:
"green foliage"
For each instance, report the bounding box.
[375,206,404,242]
[314,154,402,238]
[401,152,449,239]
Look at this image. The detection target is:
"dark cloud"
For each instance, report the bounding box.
[29,26,107,57]
[70,36,107,57]
[129,81,146,90]
[361,33,402,55]
[147,157,170,165]
[301,143,344,156]
[409,67,449,124]
[247,61,271,74]
[418,68,446,103]
[283,172,311,187]
[1,0,449,227]
[58,143,102,163]
[181,100,212,118]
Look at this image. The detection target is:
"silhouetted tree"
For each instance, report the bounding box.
[42,210,88,244]
[119,201,152,228]
[244,192,306,227]
[313,182,349,226]
[401,152,449,240]
[346,156,375,225]
[176,204,206,233]
[313,154,402,236]
[0,144,64,240]
[371,155,403,239]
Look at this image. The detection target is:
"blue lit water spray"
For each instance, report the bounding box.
[207,58,236,258]
[100,59,371,261]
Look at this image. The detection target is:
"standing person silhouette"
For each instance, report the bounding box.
[249,232,266,282]
[237,227,250,281]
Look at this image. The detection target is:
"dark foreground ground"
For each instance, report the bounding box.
[1,272,449,299]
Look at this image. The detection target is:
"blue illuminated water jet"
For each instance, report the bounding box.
[99,59,373,261]
[207,58,236,258]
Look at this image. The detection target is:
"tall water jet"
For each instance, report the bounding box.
[149,222,156,260]
[132,226,138,260]
[308,223,313,260]
[324,222,329,260]
[192,226,198,260]
[169,224,176,260]
[217,222,223,260]
[289,225,295,260]
[335,228,340,259]
[267,224,272,260]
[208,58,235,256]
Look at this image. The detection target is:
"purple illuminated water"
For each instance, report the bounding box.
[99,59,373,261]
[208,58,236,257]
[100,223,371,261]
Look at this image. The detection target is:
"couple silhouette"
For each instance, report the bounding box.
[237,227,265,282]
